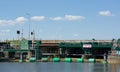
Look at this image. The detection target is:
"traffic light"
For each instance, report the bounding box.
[31,32,33,35]
[17,30,20,34]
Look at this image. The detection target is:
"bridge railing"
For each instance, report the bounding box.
[59,41,113,48]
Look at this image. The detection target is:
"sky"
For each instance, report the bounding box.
[0,0,120,40]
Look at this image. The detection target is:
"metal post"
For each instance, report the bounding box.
[26,13,31,40]
[20,52,23,61]
[104,53,108,62]
[60,48,62,55]
[35,49,36,60]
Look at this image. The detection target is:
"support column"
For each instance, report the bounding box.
[103,53,108,62]
[4,52,9,58]
[27,51,32,59]
[62,48,65,57]
[81,55,85,58]
[20,52,23,60]
[65,49,68,56]
[59,48,62,55]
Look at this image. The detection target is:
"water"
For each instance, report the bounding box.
[0,62,120,72]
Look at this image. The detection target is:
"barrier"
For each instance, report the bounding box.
[88,58,95,63]
[41,58,48,62]
[65,58,72,62]
[77,58,84,63]
[19,59,23,62]
[102,60,107,64]
[53,58,60,62]
[29,57,36,62]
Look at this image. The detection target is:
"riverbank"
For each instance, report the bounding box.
[108,55,120,64]
[0,58,105,63]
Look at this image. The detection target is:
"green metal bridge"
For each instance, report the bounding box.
[59,40,113,57]
[1,39,120,60]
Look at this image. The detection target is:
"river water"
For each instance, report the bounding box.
[0,62,120,72]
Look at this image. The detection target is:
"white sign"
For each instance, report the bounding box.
[83,44,92,48]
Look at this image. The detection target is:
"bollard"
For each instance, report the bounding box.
[65,58,72,62]
[88,58,95,63]
[77,58,84,63]
[41,58,48,62]
[29,57,36,62]
[53,58,60,62]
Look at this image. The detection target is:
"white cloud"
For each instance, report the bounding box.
[98,10,114,16]
[0,17,27,26]
[50,15,85,21]
[50,17,63,21]
[31,16,45,21]
[15,17,27,23]
[0,15,85,26]
[65,15,85,21]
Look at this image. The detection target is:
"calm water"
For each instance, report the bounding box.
[0,62,120,72]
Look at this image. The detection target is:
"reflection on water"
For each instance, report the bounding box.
[0,62,120,72]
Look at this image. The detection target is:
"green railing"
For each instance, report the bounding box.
[59,42,113,48]
[3,49,30,52]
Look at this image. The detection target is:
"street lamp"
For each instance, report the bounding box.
[26,13,31,40]
[17,30,20,40]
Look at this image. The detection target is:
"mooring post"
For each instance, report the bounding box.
[104,53,108,62]
[20,52,23,61]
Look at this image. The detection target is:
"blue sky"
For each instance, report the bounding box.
[0,0,120,40]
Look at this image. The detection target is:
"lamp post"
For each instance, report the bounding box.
[26,13,31,40]
[17,30,20,40]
